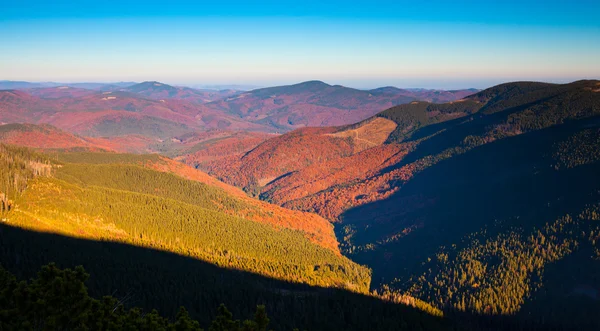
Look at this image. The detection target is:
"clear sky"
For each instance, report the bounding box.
[1,0,599,89]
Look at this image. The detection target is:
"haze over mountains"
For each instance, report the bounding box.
[2,79,600,330]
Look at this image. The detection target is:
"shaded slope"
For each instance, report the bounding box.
[0,224,448,331]
[340,116,600,328]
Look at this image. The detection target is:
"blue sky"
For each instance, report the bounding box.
[1,0,599,89]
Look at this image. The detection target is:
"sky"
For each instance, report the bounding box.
[1,0,599,89]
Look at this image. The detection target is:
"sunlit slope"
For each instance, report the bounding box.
[55,152,343,252]
[2,148,370,292]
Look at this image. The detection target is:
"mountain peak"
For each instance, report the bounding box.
[132,81,171,88]
[295,80,329,87]
[123,81,179,95]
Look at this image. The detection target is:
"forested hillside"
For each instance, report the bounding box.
[202,80,600,329]
[204,80,476,131]
[0,145,450,330]
[2,80,599,329]
[0,148,368,290]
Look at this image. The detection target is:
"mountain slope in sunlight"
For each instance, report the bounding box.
[0,144,451,331]
[0,147,370,292]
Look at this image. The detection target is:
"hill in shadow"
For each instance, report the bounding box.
[339,116,600,329]
[0,223,450,331]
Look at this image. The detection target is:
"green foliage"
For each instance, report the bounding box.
[0,144,54,214]
[402,215,578,315]
[55,163,250,214]
[0,223,449,330]
[0,263,270,331]
[553,128,600,169]
[55,151,162,165]
[16,170,369,291]
[377,100,482,143]
[0,147,371,291]
[0,147,450,330]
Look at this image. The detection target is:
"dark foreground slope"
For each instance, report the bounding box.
[0,225,448,331]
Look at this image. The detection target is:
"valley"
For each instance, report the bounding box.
[1,79,599,330]
[3,2,598,328]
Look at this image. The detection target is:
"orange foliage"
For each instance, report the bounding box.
[145,156,342,254]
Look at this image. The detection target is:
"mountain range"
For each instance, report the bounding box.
[0,80,477,156]
[199,80,600,328]
[1,79,599,330]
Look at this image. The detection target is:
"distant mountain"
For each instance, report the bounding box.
[0,81,477,151]
[0,80,137,90]
[23,86,98,99]
[0,80,56,89]
[0,123,158,153]
[206,80,476,131]
[0,123,106,150]
[189,83,262,91]
[369,86,478,103]
[1,80,477,134]
[0,89,273,148]
[67,81,137,90]
[120,81,240,103]
[201,80,600,329]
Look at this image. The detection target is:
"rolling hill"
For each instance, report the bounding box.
[168,130,276,163]
[23,86,99,99]
[0,81,477,159]
[120,81,240,103]
[0,123,117,151]
[0,88,274,149]
[205,80,477,131]
[0,80,137,90]
[202,80,600,329]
